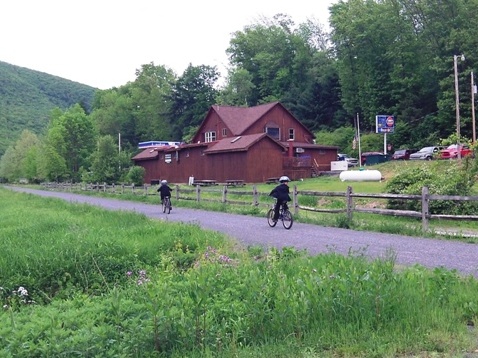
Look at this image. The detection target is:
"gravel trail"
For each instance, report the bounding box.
[6,186,478,277]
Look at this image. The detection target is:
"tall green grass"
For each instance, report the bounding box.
[0,188,227,303]
[1,188,478,356]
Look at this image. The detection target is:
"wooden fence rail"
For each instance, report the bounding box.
[40,182,478,232]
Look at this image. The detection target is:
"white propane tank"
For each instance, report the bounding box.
[339,169,382,182]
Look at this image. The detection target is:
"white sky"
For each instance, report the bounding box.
[0,0,337,90]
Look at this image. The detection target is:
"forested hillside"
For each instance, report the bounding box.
[0,61,97,157]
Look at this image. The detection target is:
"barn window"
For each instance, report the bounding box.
[265,126,280,140]
[205,131,216,142]
[222,128,227,137]
[288,128,295,140]
[165,154,172,163]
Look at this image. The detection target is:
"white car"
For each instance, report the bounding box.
[337,153,359,167]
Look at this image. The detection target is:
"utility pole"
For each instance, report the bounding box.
[118,133,121,171]
[356,113,362,167]
[472,71,477,144]
[454,54,465,159]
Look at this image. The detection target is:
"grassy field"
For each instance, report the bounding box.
[1,186,478,357]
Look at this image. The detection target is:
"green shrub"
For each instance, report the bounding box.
[385,160,478,215]
[127,166,145,186]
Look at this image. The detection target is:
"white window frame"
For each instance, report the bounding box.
[288,128,295,140]
[205,131,216,143]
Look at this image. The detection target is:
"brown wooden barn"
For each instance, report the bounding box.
[132,102,338,184]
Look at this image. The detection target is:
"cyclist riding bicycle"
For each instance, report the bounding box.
[157,179,173,210]
[269,175,291,222]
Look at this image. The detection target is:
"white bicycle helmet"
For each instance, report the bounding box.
[161,179,168,185]
[279,176,290,183]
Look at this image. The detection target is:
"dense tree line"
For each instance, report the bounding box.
[329,0,478,147]
[1,0,478,183]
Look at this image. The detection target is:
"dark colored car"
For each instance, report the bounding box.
[409,146,444,160]
[439,144,474,159]
[391,149,418,160]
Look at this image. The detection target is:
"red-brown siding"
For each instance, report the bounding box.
[245,105,313,143]
[134,102,338,184]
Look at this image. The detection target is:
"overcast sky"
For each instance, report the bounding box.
[1,0,337,89]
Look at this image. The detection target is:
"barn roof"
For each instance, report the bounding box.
[198,102,313,138]
[131,144,188,160]
[131,148,160,161]
[208,102,278,135]
[203,133,285,154]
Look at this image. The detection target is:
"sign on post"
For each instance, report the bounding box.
[376,115,395,134]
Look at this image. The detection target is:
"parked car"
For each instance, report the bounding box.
[337,153,359,167]
[391,149,418,160]
[439,144,474,159]
[409,146,444,160]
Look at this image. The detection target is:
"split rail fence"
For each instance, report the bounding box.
[40,182,478,232]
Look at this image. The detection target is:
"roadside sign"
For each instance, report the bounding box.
[376,115,395,134]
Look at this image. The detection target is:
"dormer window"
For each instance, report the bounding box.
[222,128,227,137]
[205,131,216,142]
[265,126,280,140]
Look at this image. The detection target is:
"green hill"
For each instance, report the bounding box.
[0,61,98,156]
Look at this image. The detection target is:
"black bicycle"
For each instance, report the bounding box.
[162,196,172,214]
[267,201,293,229]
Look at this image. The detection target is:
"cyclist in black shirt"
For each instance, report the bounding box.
[157,180,173,210]
[269,176,291,222]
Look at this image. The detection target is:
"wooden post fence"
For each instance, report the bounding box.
[422,186,429,231]
[346,186,353,221]
[39,182,478,232]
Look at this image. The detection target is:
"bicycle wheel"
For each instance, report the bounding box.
[165,198,171,214]
[282,210,293,229]
[267,208,277,227]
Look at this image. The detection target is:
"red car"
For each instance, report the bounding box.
[439,144,474,159]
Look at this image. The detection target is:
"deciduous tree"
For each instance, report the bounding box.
[0,130,41,182]
[226,14,342,130]
[168,64,219,141]
[44,105,96,181]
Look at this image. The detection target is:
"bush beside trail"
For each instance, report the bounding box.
[386,158,478,215]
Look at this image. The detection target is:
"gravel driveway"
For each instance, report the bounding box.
[6,186,478,278]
